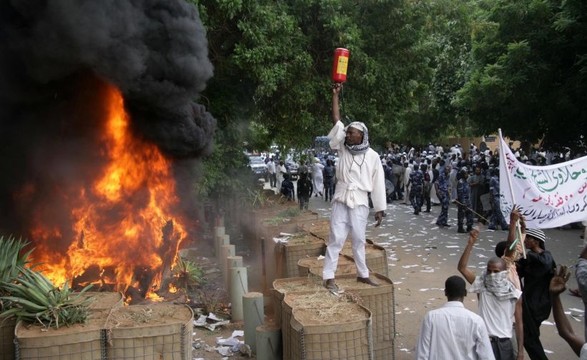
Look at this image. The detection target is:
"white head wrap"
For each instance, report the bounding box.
[344,121,369,155]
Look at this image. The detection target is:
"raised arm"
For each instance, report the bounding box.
[458,228,479,284]
[332,83,342,125]
[549,265,583,356]
[505,206,523,257]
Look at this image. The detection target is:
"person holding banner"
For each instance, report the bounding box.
[494,207,524,290]
[517,227,556,360]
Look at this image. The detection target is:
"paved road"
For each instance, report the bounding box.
[303,193,586,359]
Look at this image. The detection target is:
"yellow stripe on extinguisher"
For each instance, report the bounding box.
[336,56,349,75]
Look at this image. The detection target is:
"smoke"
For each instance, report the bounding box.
[0,0,215,157]
[0,0,215,235]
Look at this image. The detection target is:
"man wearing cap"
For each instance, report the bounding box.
[518,227,556,359]
[415,275,495,360]
[322,83,386,292]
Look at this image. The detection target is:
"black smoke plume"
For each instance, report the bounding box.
[0,0,215,237]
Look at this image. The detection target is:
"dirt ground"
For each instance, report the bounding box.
[188,191,330,360]
[188,253,257,360]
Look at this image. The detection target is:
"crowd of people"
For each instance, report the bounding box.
[415,203,587,359]
[259,82,587,358]
[263,135,587,240]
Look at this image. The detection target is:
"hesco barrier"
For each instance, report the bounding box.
[297,219,331,241]
[104,304,193,360]
[274,233,325,278]
[300,254,357,277]
[12,292,124,360]
[15,308,111,360]
[14,295,192,360]
[0,316,17,360]
[271,274,395,360]
[341,240,389,278]
[338,273,395,360]
[290,305,373,360]
[271,276,325,328]
[284,291,373,360]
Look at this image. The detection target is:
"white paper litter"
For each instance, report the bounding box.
[216,337,240,347]
[194,313,230,331]
[214,332,251,357]
[208,312,223,321]
[273,235,290,244]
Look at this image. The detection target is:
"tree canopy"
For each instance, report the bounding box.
[189,0,587,199]
[455,0,587,147]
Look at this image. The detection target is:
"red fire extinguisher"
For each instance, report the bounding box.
[331,48,350,83]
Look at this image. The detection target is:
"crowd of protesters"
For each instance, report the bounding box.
[261,139,587,359]
[264,140,586,235]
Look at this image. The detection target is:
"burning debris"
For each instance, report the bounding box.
[0,0,216,298]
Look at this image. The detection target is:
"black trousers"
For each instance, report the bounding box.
[523,302,549,360]
[490,337,514,360]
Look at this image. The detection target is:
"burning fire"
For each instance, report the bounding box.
[26,84,188,297]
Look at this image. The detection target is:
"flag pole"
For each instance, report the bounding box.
[498,129,516,204]
[498,128,526,258]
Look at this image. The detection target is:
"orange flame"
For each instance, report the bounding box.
[28,84,188,296]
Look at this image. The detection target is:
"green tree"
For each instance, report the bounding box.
[397,0,478,144]
[455,0,587,147]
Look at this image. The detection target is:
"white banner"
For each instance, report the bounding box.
[499,135,587,229]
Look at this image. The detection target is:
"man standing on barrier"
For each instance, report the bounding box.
[322,83,386,292]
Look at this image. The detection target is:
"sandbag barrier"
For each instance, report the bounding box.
[272,273,395,360]
[13,302,192,360]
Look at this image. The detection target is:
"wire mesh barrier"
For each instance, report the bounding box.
[299,254,357,277]
[271,274,395,360]
[12,298,192,360]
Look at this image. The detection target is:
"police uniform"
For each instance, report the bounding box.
[456,176,474,232]
[409,166,424,215]
[435,168,451,226]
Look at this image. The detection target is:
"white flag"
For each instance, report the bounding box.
[499,135,587,229]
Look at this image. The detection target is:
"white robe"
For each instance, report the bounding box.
[323,121,386,280]
[311,163,324,195]
[328,121,386,212]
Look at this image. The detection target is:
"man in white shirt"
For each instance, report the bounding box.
[322,83,386,291]
[403,161,412,205]
[415,275,495,360]
[458,229,524,360]
[266,158,276,188]
[276,160,286,193]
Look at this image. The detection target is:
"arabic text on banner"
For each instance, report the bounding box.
[499,136,587,229]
